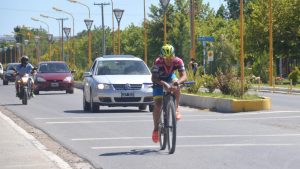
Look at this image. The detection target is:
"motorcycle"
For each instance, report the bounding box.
[16,73,35,105]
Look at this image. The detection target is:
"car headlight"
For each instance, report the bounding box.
[97,83,110,90]
[37,77,46,82]
[63,76,73,82]
[143,83,153,89]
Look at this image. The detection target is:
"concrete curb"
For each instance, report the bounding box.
[74,81,271,113]
[180,94,271,113]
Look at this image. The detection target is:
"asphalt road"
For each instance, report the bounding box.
[1,82,300,169]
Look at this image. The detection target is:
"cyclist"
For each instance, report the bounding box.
[151,44,187,143]
[15,56,34,97]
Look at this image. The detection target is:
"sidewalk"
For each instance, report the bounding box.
[0,111,72,169]
[252,86,300,94]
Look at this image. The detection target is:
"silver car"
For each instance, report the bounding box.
[83,55,154,112]
[0,63,3,79]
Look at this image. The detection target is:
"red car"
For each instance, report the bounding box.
[34,61,75,94]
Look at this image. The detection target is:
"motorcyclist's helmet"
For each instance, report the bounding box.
[21,55,29,65]
[161,44,175,58]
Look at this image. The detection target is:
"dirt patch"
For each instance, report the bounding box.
[0,106,99,169]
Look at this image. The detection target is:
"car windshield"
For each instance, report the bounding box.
[38,63,69,73]
[96,60,151,75]
[7,64,18,70]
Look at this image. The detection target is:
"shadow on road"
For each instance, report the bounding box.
[99,149,159,156]
[64,109,151,114]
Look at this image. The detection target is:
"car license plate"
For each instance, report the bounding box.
[121,92,134,97]
[51,82,59,87]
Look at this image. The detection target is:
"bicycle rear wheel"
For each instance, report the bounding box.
[159,109,167,150]
[166,96,177,154]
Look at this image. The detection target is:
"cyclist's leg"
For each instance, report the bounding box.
[171,74,181,120]
[152,86,163,143]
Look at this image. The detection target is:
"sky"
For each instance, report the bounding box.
[0,0,224,37]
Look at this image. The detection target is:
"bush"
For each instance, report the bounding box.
[185,69,203,94]
[288,67,300,86]
[216,68,250,97]
[202,74,217,93]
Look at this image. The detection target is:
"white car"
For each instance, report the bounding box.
[0,63,3,79]
[83,55,154,112]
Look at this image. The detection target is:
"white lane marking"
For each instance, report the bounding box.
[36,110,299,120]
[72,133,300,141]
[46,115,300,124]
[0,111,72,169]
[91,143,300,150]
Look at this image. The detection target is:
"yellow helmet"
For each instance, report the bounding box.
[161,44,175,58]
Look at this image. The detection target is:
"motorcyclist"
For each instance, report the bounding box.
[15,56,34,97]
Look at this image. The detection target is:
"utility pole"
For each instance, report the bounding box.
[94,2,110,56]
[56,18,68,61]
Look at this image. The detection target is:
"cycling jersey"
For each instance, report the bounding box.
[151,56,185,82]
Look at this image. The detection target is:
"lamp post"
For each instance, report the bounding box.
[110,0,115,54]
[113,9,124,55]
[160,0,170,45]
[47,34,53,60]
[144,0,148,64]
[4,47,8,64]
[190,0,196,59]
[68,0,93,66]
[53,7,75,64]
[24,39,29,55]
[94,2,110,56]
[16,43,20,62]
[84,19,93,66]
[0,48,2,63]
[269,0,273,87]
[240,0,245,97]
[31,17,49,33]
[34,36,40,63]
[9,45,13,63]
[63,27,71,62]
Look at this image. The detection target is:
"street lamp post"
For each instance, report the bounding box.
[0,48,2,63]
[144,0,148,64]
[4,47,8,64]
[68,0,92,66]
[63,27,71,62]
[9,45,13,63]
[269,0,273,87]
[160,0,170,45]
[34,36,40,63]
[113,9,124,55]
[24,39,29,55]
[16,43,20,62]
[47,34,53,61]
[84,19,93,66]
[240,0,245,97]
[53,7,75,64]
[31,17,49,33]
[110,0,115,54]
[94,2,110,56]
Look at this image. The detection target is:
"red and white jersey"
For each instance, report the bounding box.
[151,56,185,80]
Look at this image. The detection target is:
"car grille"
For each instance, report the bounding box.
[114,97,141,102]
[113,84,142,90]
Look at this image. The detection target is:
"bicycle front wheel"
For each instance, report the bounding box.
[159,109,167,150]
[166,96,177,154]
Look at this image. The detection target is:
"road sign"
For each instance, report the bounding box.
[208,50,214,61]
[198,36,215,42]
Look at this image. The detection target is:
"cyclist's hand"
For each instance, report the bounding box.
[173,81,179,87]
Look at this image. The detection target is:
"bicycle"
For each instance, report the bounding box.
[158,81,194,154]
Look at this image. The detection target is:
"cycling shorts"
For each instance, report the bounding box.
[153,73,178,99]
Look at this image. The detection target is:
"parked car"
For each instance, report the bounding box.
[3,63,19,85]
[34,61,75,94]
[83,55,154,112]
[0,63,3,79]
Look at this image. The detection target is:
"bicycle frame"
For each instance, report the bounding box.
[159,89,177,154]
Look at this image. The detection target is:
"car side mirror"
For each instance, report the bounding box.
[71,70,76,74]
[83,72,92,77]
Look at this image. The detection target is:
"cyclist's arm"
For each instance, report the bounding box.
[151,72,170,88]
